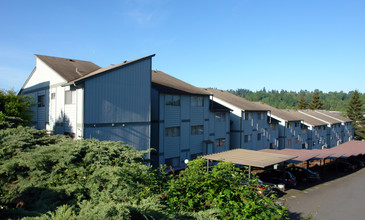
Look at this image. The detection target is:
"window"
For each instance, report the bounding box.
[65,90,75,104]
[215,112,226,121]
[245,112,252,120]
[51,93,56,99]
[166,95,180,106]
[191,125,204,135]
[38,95,45,107]
[301,124,307,133]
[295,122,300,127]
[270,123,277,130]
[286,123,292,128]
[215,138,226,147]
[286,139,292,146]
[257,133,262,141]
[258,112,265,120]
[191,96,204,107]
[244,134,252,143]
[191,153,202,160]
[294,138,299,144]
[165,127,180,137]
[165,157,180,168]
[270,143,275,149]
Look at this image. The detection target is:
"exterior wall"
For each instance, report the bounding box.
[277,121,303,149]
[209,97,243,149]
[83,58,152,153]
[209,111,230,153]
[22,57,68,130]
[299,125,309,149]
[342,122,354,143]
[210,97,273,150]
[24,58,66,88]
[156,94,212,169]
[309,125,328,149]
[328,124,342,147]
[241,111,271,150]
[266,121,279,149]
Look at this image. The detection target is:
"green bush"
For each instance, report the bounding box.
[0,89,33,129]
[0,126,288,219]
[162,158,288,219]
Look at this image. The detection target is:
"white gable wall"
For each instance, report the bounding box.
[24,57,66,88]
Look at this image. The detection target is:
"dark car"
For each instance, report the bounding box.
[336,160,356,172]
[258,170,297,188]
[346,157,365,169]
[286,166,320,183]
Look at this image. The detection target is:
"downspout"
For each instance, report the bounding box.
[283,122,286,149]
[73,83,84,139]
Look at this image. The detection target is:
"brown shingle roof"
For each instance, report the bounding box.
[35,55,101,82]
[287,110,327,126]
[299,110,341,125]
[152,70,210,95]
[206,89,269,111]
[254,102,301,122]
[315,110,352,123]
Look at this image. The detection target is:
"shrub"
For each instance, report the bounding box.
[162,158,288,219]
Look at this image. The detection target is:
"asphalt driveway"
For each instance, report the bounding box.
[281,168,365,220]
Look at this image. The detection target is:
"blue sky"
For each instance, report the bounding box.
[1,0,364,93]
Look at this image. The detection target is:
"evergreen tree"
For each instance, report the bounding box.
[346,90,365,139]
[0,89,33,128]
[309,90,324,110]
[297,96,307,109]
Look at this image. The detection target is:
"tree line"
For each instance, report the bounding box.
[228,88,365,112]
[228,88,365,139]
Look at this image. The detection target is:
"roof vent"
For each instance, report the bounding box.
[123,60,127,63]
[69,59,75,62]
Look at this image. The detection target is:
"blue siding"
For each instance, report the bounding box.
[84,59,151,124]
[181,96,190,120]
[83,58,151,152]
[190,135,203,154]
[84,125,150,152]
[181,123,190,149]
[165,107,181,126]
[164,137,180,158]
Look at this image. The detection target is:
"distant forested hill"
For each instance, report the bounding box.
[227,88,365,112]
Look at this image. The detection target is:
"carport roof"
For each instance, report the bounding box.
[260,149,320,163]
[330,140,365,158]
[202,149,297,168]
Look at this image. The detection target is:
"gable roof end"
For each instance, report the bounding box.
[35,54,101,82]
[72,54,155,84]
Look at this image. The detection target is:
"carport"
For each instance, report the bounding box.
[260,149,320,164]
[202,149,297,178]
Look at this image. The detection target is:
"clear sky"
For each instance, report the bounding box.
[1,0,364,93]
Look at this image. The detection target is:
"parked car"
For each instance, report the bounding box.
[346,157,365,169]
[258,170,297,188]
[241,178,272,196]
[334,160,356,172]
[286,166,320,183]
